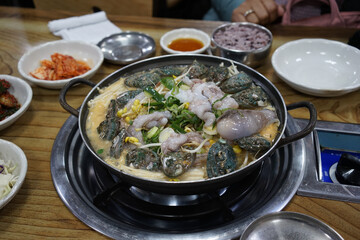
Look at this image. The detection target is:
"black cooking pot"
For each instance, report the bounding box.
[59,54,316,195]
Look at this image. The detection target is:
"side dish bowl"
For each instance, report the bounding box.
[0,139,28,209]
[160,28,210,54]
[98,32,156,65]
[18,40,104,89]
[241,211,343,240]
[211,22,272,68]
[0,75,32,131]
[271,38,360,97]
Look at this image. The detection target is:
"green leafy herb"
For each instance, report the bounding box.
[142,84,205,134]
[172,109,204,132]
[160,76,175,90]
[171,122,186,134]
[165,96,181,107]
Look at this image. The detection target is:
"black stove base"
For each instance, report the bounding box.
[51,114,306,240]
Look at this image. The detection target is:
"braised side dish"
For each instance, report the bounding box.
[0,79,20,121]
[86,60,280,181]
[30,53,91,80]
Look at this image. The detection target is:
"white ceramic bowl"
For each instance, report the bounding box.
[272,38,360,97]
[0,139,27,209]
[18,40,104,89]
[160,28,210,54]
[0,75,32,131]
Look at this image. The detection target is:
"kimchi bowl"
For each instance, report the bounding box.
[18,40,104,89]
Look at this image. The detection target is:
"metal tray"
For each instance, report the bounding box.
[296,119,360,203]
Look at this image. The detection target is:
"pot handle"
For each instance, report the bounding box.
[277,101,317,147]
[59,78,96,117]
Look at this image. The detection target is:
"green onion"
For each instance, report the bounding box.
[147,126,159,138]
[212,94,229,108]
[171,122,186,134]
[144,102,165,110]
[144,87,165,102]
[142,127,161,144]
[165,96,181,107]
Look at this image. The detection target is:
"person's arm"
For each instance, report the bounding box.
[208,0,244,21]
[231,0,284,24]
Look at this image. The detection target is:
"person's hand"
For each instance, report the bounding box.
[231,0,285,25]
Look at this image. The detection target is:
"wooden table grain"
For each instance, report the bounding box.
[0,6,359,240]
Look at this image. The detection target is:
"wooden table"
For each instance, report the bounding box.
[0,6,359,239]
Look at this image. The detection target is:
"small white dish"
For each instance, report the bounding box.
[0,75,32,131]
[160,28,210,54]
[272,38,360,97]
[0,139,27,209]
[18,40,104,89]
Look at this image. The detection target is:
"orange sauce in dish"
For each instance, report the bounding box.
[168,38,204,52]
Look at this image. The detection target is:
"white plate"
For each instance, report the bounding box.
[0,139,27,209]
[271,38,360,97]
[18,40,104,89]
[0,75,32,131]
[160,28,210,54]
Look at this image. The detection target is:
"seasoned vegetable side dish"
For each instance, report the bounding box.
[0,157,18,200]
[86,60,280,181]
[0,79,20,121]
[30,53,91,80]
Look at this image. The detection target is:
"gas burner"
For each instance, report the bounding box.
[94,162,260,206]
[51,114,306,239]
[92,159,261,222]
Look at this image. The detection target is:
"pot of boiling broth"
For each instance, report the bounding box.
[60,54,316,194]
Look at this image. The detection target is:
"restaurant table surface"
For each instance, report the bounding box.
[0,6,359,240]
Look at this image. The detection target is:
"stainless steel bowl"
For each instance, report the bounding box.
[211,22,272,68]
[97,31,156,65]
[241,211,344,240]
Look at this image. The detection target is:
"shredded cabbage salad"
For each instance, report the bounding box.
[0,158,18,200]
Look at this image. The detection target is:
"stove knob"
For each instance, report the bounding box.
[335,153,360,186]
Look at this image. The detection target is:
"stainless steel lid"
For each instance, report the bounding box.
[241,211,343,240]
